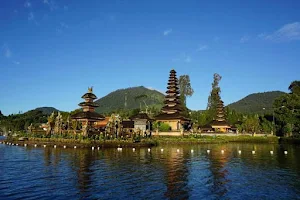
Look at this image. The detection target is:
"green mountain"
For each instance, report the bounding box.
[95,86,165,114]
[227,91,286,114]
[30,107,59,115]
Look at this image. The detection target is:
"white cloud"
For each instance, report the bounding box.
[258,33,266,39]
[240,35,250,43]
[172,53,192,63]
[27,12,39,25]
[24,1,31,8]
[56,22,68,34]
[13,61,20,65]
[197,45,208,51]
[2,44,12,58]
[260,22,300,42]
[43,0,58,11]
[28,12,34,21]
[163,29,172,36]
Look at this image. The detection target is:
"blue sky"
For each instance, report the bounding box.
[1,0,300,115]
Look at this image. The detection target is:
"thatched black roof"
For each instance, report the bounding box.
[130,113,153,120]
[155,112,189,121]
[162,104,183,112]
[199,124,212,128]
[165,95,180,100]
[81,93,97,99]
[210,120,231,127]
[167,86,179,90]
[166,90,179,94]
[71,111,105,121]
[122,120,134,128]
[78,102,99,107]
[198,124,213,130]
[170,69,176,74]
[167,82,178,86]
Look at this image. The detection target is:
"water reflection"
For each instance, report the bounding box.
[74,149,94,195]
[207,145,231,198]
[1,143,300,199]
[162,148,190,199]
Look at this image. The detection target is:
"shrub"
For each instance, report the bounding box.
[158,122,171,132]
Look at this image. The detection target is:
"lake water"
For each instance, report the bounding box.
[1,141,300,199]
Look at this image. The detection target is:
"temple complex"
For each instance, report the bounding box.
[210,93,231,132]
[155,69,189,131]
[71,87,105,136]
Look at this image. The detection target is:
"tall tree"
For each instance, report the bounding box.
[178,75,194,107]
[0,110,4,119]
[288,80,300,95]
[207,73,222,121]
[273,80,300,136]
[207,73,222,109]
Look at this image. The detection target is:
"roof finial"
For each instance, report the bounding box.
[88,86,93,93]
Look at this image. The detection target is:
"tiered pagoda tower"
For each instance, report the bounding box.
[71,87,105,136]
[210,93,231,132]
[216,96,226,122]
[156,69,189,131]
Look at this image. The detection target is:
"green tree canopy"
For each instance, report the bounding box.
[178,75,194,107]
[288,80,300,95]
[273,80,300,136]
[206,73,222,121]
[0,110,4,119]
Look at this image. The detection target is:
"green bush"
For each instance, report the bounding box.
[158,122,171,132]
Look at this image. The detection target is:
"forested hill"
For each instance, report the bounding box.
[95,86,165,114]
[227,91,286,114]
[32,107,59,115]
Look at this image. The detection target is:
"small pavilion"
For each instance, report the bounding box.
[130,112,153,133]
[155,69,190,131]
[71,87,105,136]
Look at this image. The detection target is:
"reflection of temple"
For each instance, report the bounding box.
[74,150,94,195]
[207,146,230,198]
[156,69,189,131]
[162,148,190,199]
[71,87,105,136]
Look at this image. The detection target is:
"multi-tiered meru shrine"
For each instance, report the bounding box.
[210,92,231,132]
[155,69,190,130]
[71,87,105,136]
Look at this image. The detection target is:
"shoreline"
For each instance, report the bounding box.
[0,135,285,148]
[0,138,156,148]
[155,135,279,145]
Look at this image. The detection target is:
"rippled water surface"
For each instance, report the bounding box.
[1,140,300,199]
